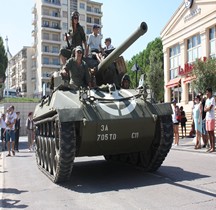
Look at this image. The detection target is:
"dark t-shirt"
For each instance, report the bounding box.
[65,57,90,88]
[202,99,206,120]
[69,24,86,49]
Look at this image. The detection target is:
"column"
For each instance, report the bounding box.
[164,49,170,102]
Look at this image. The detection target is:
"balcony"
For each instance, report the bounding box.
[32,5,36,14]
[41,63,61,69]
[41,25,61,32]
[86,8,102,17]
[41,38,61,45]
[42,0,61,8]
[42,13,61,20]
[32,18,37,25]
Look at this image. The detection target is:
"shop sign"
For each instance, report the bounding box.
[178,63,194,75]
[184,7,201,22]
[178,57,207,75]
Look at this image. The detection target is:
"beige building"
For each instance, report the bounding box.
[161,0,216,106]
[6,0,102,98]
[6,46,35,98]
[31,0,102,97]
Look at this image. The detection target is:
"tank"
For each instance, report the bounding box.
[33,22,173,183]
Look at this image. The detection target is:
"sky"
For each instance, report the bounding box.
[0,0,183,60]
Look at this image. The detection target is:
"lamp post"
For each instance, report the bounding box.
[131,61,140,87]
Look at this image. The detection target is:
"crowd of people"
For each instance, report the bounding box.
[172,87,215,153]
[0,106,35,156]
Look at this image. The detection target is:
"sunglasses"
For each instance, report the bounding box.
[77,50,83,54]
[73,17,78,20]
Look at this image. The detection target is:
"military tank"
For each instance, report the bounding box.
[33,22,173,183]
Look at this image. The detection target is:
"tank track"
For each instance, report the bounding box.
[104,115,173,171]
[35,119,76,183]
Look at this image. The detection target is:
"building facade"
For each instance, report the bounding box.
[31,0,102,97]
[6,0,102,98]
[7,47,35,97]
[161,0,216,105]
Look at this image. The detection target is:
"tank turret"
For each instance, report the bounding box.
[94,22,147,87]
[98,22,147,71]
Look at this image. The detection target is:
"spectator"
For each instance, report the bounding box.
[26,112,34,151]
[193,95,202,149]
[59,11,87,64]
[0,113,6,151]
[180,106,187,138]
[204,87,215,153]
[199,92,209,148]
[171,99,180,146]
[15,111,21,152]
[85,24,103,57]
[5,105,17,156]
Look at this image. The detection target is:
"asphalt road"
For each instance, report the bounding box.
[0,137,216,210]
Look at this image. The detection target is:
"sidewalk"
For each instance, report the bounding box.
[171,136,216,154]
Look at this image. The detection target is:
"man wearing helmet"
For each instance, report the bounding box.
[59,11,87,64]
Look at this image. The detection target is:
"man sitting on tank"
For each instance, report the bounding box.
[60,46,91,89]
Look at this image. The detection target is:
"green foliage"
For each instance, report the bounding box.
[147,49,164,102]
[192,58,216,93]
[0,36,8,82]
[125,37,164,101]
[0,97,40,103]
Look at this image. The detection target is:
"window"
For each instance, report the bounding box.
[42,33,49,40]
[43,20,49,27]
[187,34,201,63]
[80,3,85,9]
[52,46,59,53]
[43,45,49,52]
[52,58,60,65]
[169,44,181,80]
[52,34,59,41]
[43,57,49,64]
[94,8,100,14]
[209,27,216,58]
[87,17,91,23]
[62,22,68,31]
[87,6,91,12]
[43,9,49,16]
[94,18,100,25]
[79,14,85,21]
[52,21,59,29]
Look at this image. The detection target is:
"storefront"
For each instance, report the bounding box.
[161,0,216,104]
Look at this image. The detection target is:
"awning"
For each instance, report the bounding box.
[183,76,196,84]
[166,78,181,88]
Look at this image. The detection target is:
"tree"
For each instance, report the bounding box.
[147,48,164,102]
[0,36,8,83]
[125,37,164,101]
[192,58,216,93]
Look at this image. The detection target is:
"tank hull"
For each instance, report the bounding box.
[33,88,173,183]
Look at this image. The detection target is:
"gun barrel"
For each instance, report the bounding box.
[98,22,148,71]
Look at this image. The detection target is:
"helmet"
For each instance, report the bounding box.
[71,11,79,20]
[122,74,130,82]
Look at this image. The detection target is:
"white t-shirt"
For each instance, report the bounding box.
[5,112,17,130]
[0,118,6,129]
[87,33,102,51]
[205,97,215,120]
